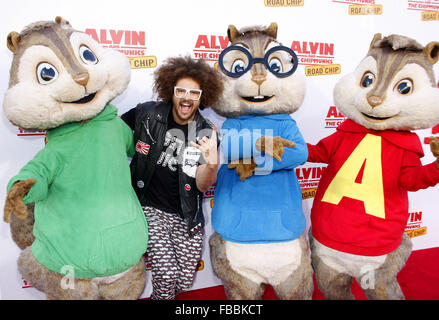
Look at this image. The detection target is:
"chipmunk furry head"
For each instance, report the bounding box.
[3,16,131,131]
[334,33,439,131]
[212,23,305,117]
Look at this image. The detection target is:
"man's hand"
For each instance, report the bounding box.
[255,136,296,162]
[430,136,439,170]
[191,126,218,167]
[228,158,258,181]
[191,126,219,192]
[4,178,36,223]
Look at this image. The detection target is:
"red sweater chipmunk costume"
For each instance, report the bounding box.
[307,33,439,300]
[308,119,439,256]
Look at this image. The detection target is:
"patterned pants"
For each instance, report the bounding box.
[143,206,203,300]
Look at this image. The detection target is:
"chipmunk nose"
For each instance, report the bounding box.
[367,95,383,108]
[251,62,267,86]
[251,75,266,86]
[73,72,89,86]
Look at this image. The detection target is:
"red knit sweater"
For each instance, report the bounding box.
[308,119,439,256]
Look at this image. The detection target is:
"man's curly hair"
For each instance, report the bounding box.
[153,56,223,110]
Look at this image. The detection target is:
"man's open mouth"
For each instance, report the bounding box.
[361,112,393,121]
[241,95,274,103]
[180,103,193,115]
[70,92,97,104]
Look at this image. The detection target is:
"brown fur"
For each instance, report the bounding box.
[7,18,77,88]
[4,178,36,222]
[309,229,412,300]
[10,204,35,249]
[368,33,439,90]
[430,137,439,169]
[18,247,146,300]
[227,159,257,181]
[256,136,296,162]
[271,234,313,300]
[227,23,280,51]
[210,232,313,299]
[209,232,266,299]
[226,136,296,181]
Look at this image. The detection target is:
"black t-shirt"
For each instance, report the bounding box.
[122,105,208,215]
[144,112,189,214]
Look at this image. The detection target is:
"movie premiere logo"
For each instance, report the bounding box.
[143,253,152,271]
[203,184,216,209]
[405,211,427,238]
[332,0,383,15]
[192,34,230,62]
[296,165,326,199]
[264,0,304,6]
[85,28,157,69]
[17,128,46,137]
[21,277,32,289]
[408,0,439,21]
[407,0,439,21]
[291,40,341,76]
[325,106,347,129]
[423,124,439,145]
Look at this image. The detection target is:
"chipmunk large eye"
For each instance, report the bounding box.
[79,45,98,65]
[395,79,413,95]
[231,59,247,75]
[268,58,283,74]
[36,62,58,84]
[361,72,375,88]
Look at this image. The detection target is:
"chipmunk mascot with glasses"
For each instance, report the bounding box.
[209,22,313,300]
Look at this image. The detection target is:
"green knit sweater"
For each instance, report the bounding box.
[7,105,148,278]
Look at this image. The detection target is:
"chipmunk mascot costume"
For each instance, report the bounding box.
[307,33,439,300]
[3,17,148,300]
[209,23,313,300]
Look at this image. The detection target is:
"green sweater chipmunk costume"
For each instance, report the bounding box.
[3,17,148,299]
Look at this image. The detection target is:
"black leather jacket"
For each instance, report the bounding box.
[122,101,214,237]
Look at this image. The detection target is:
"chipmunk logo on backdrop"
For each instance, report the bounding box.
[291,39,341,76]
[407,0,439,20]
[192,34,229,61]
[325,106,347,129]
[405,211,427,238]
[21,278,32,289]
[332,0,383,15]
[423,123,439,145]
[16,127,46,137]
[203,184,216,209]
[264,0,304,6]
[296,165,326,199]
[85,28,156,69]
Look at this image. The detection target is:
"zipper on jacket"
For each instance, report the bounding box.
[142,117,156,144]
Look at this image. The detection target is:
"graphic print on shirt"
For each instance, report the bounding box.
[157,128,202,178]
[321,134,385,219]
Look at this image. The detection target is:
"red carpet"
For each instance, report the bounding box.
[175,247,439,300]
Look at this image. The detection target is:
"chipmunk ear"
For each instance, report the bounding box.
[266,22,278,39]
[55,16,70,25]
[7,31,21,53]
[424,41,439,64]
[227,25,240,43]
[369,33,382,49]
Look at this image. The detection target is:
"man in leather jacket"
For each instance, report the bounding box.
[121,56,223,300]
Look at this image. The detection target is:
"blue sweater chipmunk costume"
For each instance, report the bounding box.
[213,114,307,243]
[209,23,313,299]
